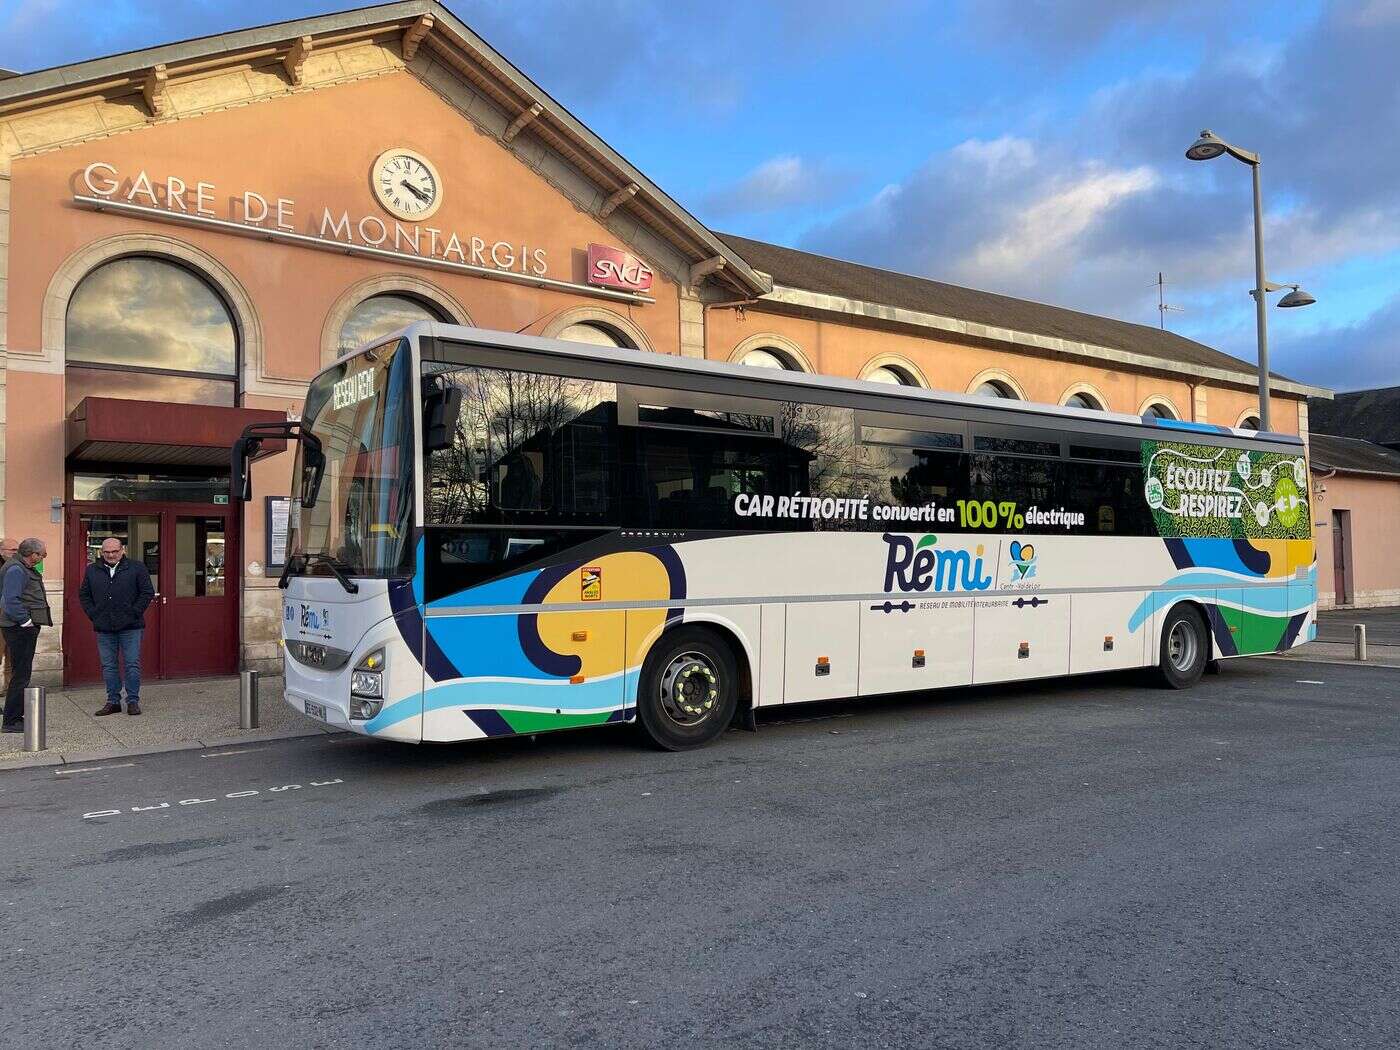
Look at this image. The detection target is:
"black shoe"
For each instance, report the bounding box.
[127,702,142,716]
[95,702,122,716]
[2,721,21,734]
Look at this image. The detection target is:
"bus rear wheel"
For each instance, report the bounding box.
[1158,605,1208,689]
[636,628,738,751]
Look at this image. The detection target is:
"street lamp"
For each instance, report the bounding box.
[1185,129,1316,431]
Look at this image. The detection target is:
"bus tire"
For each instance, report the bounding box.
[1157,605,1209,689]
[635,627,739,751]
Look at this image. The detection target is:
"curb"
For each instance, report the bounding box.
[0,725,345,771]
[1256,654,1400,671]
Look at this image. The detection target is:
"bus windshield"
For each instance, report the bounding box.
[288,338,415,578]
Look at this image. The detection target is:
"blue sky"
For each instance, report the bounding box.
[4,0,1399,391]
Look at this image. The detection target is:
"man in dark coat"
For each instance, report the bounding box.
[79,537,155,716]
[1,537,52,732]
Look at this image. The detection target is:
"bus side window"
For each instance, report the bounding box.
[860,444,970,511]
[1062,458,1155,536]
[781,402,858,530]
[425,364,619,526]
[969,451,1064,511]
[633,431,784,529]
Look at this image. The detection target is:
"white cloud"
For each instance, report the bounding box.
[793,3,1400,390]
[702,155,856,217]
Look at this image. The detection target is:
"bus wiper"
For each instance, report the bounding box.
[279,553,360,595]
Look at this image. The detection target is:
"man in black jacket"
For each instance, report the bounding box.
[1,537,50,732]
[79,537,155,716]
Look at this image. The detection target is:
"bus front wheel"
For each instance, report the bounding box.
[1158,605,1209,689]
[636,628,738,751]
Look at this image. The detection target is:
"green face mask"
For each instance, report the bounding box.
[34,560,43,575]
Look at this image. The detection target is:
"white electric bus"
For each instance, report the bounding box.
[232,323,1316,750]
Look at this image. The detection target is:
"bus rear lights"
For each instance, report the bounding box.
[1104,635,1115,651]
[815,657,831,677]
[912,649,926,668]
[1018,642,1031,659]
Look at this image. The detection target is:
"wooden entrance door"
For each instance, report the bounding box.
[1332,510,1352,607]
[64,503,239,685]
[65,511,164,686]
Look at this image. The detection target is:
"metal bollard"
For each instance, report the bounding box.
[23,686,46,752]
[239,669,260,730]
[1354,624,1368,662]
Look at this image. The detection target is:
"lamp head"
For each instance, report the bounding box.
[1185,129,1228,161]
[1276,285,1316,308]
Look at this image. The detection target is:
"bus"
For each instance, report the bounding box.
[231,322,1317,751]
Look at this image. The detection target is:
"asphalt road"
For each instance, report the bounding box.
[4,658,1398,1049]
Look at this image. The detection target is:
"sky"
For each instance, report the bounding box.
[3,0,1399,391]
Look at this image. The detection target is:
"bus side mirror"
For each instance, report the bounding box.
[423,384,463,452]
[300,443,326,509]
[230,436,256,503]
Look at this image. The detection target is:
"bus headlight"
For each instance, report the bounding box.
[350,649,384,719]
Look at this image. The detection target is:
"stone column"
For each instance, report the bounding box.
[679,289,705,359]
[0,125,11,537]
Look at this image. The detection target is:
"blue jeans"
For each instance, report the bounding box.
[96,628,143,704]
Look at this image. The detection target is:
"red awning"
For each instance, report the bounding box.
[67,398,289,467]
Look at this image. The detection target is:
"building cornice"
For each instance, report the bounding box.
[757,283,1332,400]
[0,2,771,300]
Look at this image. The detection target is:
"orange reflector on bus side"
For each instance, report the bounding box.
[1104,635,1114,651]
[569,675,585,684]
[1018,641,1030,658]
[571,630,588,641]
[816,656,829,665]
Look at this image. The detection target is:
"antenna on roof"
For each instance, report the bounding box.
[1153,272,1184,329]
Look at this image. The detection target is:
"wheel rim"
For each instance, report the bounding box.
[1167,620,1199,673]
[658,651,720,728]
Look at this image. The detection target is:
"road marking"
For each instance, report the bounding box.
[201,747,267,758]
[1295,679,1326,685]
[55,763,135,776]
[80,776,347,819]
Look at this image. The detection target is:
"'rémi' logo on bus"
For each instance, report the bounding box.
[882,533,993,594]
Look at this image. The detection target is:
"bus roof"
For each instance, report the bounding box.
[342,320,1303,450]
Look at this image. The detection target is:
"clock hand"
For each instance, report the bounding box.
[399,179,430,203]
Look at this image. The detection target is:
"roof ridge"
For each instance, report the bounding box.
[716,229,1227,353]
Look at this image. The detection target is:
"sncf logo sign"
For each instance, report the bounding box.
[586,243,654,293]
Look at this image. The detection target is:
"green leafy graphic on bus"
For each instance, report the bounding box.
[1142,440,1309,540]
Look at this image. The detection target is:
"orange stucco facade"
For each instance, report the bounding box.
[1314,473,1400,609]
[0,21,1316,682]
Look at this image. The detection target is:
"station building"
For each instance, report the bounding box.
[0,2,1328,685]
[1307,389,1400,609]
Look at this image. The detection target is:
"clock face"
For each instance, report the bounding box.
[371,148,442,221]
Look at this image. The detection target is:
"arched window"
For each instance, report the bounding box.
[1239,415,1261,431]
[975,379,1018,399]
[340,293,447,354]
[1064,392,1103,411]
[867,365,919,386]
[741,347,802,370]
[65,256,238,413]
[557,321,634,349]
[1143,401,1178,421]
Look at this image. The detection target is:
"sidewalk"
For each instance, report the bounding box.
[1264,639,1400,669]
[1316,605,1400,646]
[0,675,339,769]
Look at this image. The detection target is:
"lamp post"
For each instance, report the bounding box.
[1185,129,1316,431]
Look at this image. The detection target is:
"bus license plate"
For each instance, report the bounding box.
[304,700,327,722]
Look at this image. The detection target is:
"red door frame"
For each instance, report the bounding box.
[64,501,240,686]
